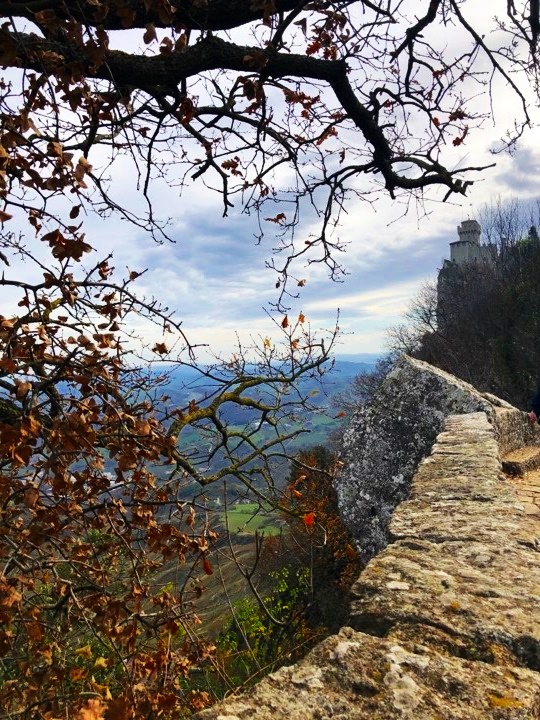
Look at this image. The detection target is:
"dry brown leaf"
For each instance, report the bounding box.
[75,699,107,720]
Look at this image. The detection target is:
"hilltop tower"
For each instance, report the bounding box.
[437,220,493,330]
[448,219,492,265]
[437,218,540,332]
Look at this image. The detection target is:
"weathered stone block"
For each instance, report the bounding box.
[350,538,540,670]
[196,627,540,719]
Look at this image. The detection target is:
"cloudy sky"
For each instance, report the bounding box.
[7,1,540,363]
[101,136,540,361]
[99,1,540,361]
[99,142,540,361]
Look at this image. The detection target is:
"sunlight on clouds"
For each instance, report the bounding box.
[306,280,429,316]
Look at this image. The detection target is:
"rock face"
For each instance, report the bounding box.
[195,360,540,720]
[195,623,540,719]
[336,356,498,561]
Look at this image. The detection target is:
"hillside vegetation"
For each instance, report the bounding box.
[1,0,538,716]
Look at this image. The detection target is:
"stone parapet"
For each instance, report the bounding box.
[195,626,540,719]
[196,410,540,719]
[336,356,497,562]
[487,394,540,455]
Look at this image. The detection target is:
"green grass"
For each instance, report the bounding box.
[219,503,282,536]
[152,504,285,638]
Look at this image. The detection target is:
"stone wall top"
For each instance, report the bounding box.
[196,411,540,719]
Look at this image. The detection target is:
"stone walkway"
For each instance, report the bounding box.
[502,442,540,516]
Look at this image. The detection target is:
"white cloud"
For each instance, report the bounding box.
[307,280,429,315]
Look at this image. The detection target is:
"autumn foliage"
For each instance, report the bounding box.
[283,446,363,610]
[0,230,335,719]
[198,446,362,698]
[0,259,218,717]
[0,1,538,717]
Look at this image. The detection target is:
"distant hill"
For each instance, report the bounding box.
[332,359,379,378]
[336,352,382,364]
[155,357,378,410]
[140,356,380,499]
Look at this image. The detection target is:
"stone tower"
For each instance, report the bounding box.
[437,219,492,330]
[449,219,483,264]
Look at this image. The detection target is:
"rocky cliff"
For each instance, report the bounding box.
[195,358,540,719]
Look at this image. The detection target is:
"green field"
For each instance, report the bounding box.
[153,504,285,638]
[219,502,282,536]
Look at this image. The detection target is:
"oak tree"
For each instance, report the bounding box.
[0,1,537,294]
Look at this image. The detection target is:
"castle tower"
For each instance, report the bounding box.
[457,219,481,244]
[437,219,490,330]
[450,219,483,264]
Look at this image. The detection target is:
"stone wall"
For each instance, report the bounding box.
[485,391,538,456]
[336,355,536,563]
[195,361,540,719]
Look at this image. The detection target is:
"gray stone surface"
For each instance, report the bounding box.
[410,415,507,503]
[336,356,495,561]
[349,412,540,672]
[489,399,539,455]
[350,538,540,670]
